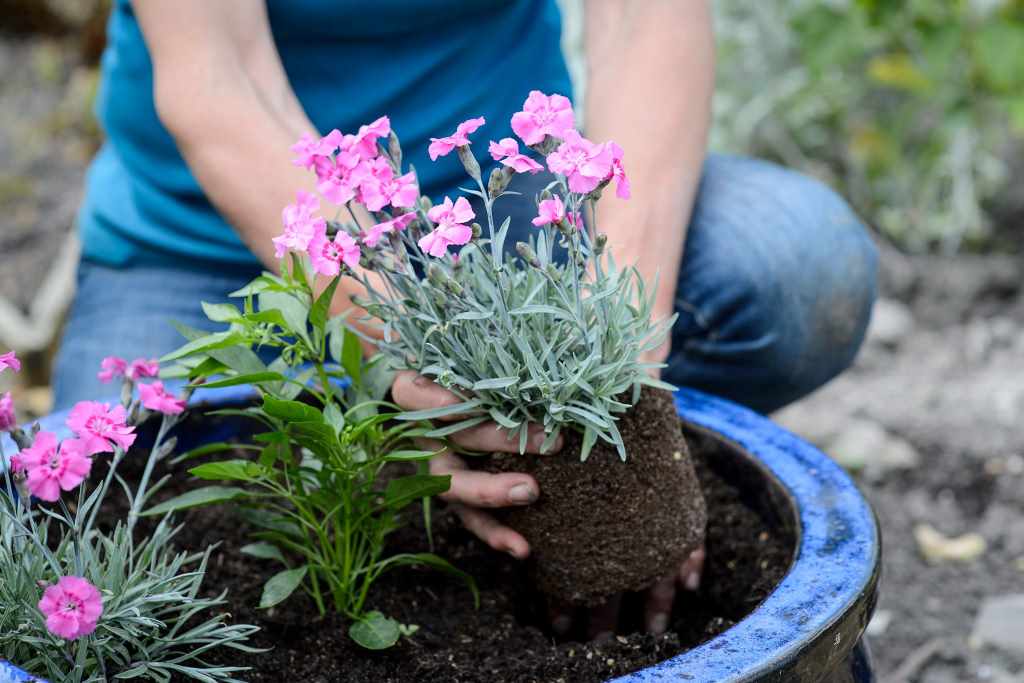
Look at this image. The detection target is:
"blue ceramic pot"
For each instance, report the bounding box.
[0,386,879,683]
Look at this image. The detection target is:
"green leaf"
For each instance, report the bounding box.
[349,611,401,650]
[324,400,346,434]
[309,276,341,333]
[142,486,248,516]
[260,290,310,345]
[384,474,451,510]
[259,566,308,609]
[341,327,363,384]
[161,331,245,362]
[240,542,285,564]
[189,371,287,389]
[471,377,519,391]
[189,460,264,482]
[201,301,242,323]
[263,396,324,423]
[975,21,1024,92]
[229,277,273,298]
[171,441,260,465]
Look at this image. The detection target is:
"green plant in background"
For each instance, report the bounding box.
[713,0,1024,252]
[151,260,476,650]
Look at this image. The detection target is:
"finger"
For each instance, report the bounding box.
[644,574,676,635]
[453,504,530,559]
[451,421,563,455]
[431,450,540,508]
[586,593,622,642]
[678,546,706,592]
[391,370,463,418]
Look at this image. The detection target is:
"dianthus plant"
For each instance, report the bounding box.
[0,353,259,683]
[151,262,476,649]
[278,90,675,460]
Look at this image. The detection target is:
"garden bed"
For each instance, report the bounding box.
[104,415,794,683]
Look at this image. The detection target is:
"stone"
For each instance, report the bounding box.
[867,298,915,348]
[970,595,1024,658]
[827,418,921,476]
[914,523,987,563]
[866,609,892,637]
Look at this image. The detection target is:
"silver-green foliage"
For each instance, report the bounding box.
[0,412,260,682]
[349,143,675,461]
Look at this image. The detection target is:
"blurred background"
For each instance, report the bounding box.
[0,1,1022,681]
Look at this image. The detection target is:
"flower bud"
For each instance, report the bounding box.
[419,196,433,212]
[540,188,552,201]
[457,145,481,181]
[470,223,482,238]
[594,232,608,255]
[427,264,447,288]
[515,242,541,269]
[487,166,514,198]
[388,131,402,166]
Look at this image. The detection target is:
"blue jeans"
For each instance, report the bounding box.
[54,154,877,413]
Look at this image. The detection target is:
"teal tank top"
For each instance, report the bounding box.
[80,0,572,267]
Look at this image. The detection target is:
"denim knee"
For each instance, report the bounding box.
[665,155,878,413]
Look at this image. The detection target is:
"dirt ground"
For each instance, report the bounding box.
[2,20,1023,683]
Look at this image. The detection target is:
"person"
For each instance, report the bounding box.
[53,0,877,640]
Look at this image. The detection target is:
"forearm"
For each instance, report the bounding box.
[162,86,316,266]
[584,1,714,319]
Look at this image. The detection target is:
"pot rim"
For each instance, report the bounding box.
[1,384,879,683]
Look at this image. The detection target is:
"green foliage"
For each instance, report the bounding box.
[713,0,1024,252]
[160,262,475,648]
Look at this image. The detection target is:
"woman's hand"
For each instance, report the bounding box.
[391,370,562,559]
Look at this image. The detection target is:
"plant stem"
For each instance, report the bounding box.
[126,413,176,535]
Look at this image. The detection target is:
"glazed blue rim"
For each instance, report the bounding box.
[1,385,879,683]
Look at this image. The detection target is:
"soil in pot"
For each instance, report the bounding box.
[480,387,708,605]
[84,411,793,683]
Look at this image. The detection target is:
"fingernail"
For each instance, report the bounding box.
[552,615,572,635]
[684,571,700,591]
[649,613,668,635]
[412,374,432,387]
[507,483,536,504]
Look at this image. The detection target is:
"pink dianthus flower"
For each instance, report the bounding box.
[0,350,20,373]
[349,115,391,158]
[273,191,326,258]
[138,382,186,416]
[418,196,475,257]
[126,358,160,381]
[510,91,576,146]
[316,150,369,206]
[97,356,127,384]
[606,141,631,200]
[359,158,420,212]
[17,432,92,502]
[0,392,14,432]
[38,576,102,640]
[290,132,336,170]
[428,117,486,161]
[488,138,543,174]
[546,130,614,195]
[531,196,567,227]
[66,401,136,454]
[308,229,361,276]
[363,212,417,248]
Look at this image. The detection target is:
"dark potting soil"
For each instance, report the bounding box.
[483,388,708,606]
[95,414,794,683]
